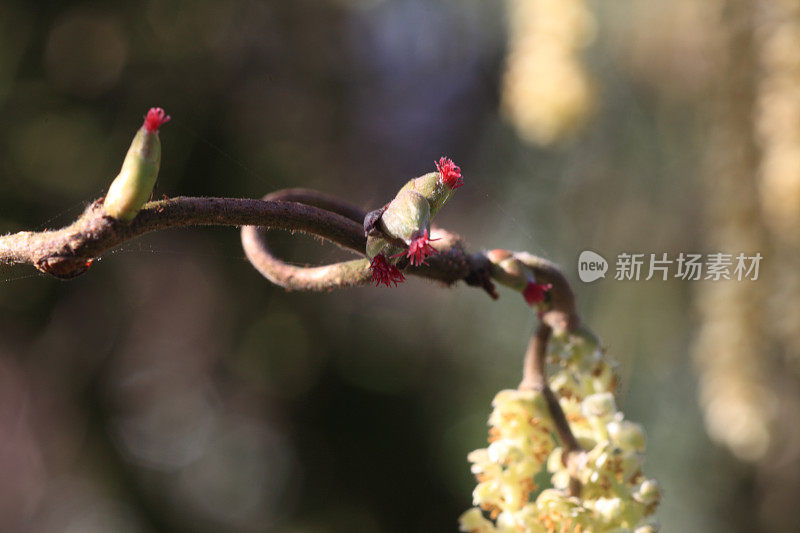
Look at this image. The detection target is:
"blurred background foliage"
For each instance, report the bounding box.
[0,0,798,531]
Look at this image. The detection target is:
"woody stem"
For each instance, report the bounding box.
[520,323,585,498]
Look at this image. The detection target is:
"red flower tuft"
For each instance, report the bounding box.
[370,254,406,287]
[143,107,171,132]
[393,229,439,266]
[523,281,552,306]
[435,157,464,189]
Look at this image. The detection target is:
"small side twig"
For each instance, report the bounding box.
[1,185,589,498]
[520,323,585,498]
[241,189,486,292]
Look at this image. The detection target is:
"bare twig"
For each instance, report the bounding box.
[0,191,570,309]
[240,189,484,291]
[0,196,364,279]
[260,188,368,224]
[514,252,580,333]
[1,187,588,498]
[519,323,585,497]
[240,191,588,498]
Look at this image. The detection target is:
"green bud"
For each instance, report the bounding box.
[379,188,431,243]
[384,157,463,237]
[103,108,169,221]
[365,234,403,261]
[398,171,453,216]
[366,158,463,275]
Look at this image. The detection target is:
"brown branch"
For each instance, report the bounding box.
[241,224,372,291]
[0,190,568,314]
[259,188,368,224]
[519,323,585,498]
[514,252,580,333]
[512,254,586,492]
[1,186,588,497]
[240,189,489,292]
[241,193,590,499]
[520,323,550,391]
[0,196,365,279]
[238,189,373,290]
[1,190,494,290]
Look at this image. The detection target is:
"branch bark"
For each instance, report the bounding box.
[1,188,588,498]
[0,196,365,279]
[0,191,573,316]
[519,323,585,497]
[240,189,482,291]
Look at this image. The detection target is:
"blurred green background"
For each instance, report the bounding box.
[0,0,797,532]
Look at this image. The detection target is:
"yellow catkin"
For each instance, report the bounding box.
[501,0,596,146]
[755,0,800,373]
[752,2,800,528]
[694,0,776,462]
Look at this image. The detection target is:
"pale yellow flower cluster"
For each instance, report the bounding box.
[756,0,800,373]
[501,0,596,146]
[693,0,778,464]
[460,329,660,533]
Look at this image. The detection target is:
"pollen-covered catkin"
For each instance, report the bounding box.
[501,0,596,146]
[459,332,660,532]
[694,0,776,463]
[755,0,800,375]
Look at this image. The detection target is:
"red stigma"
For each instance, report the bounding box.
[143,107,171,132]
[435,157,463,189]
[369,254,406,287]
[393,229,439,266]
[523,281,552,306]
